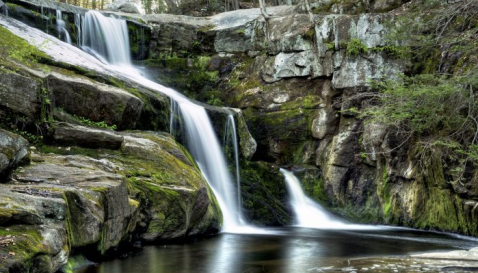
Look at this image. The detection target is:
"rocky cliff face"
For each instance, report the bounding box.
[119,1,477,235]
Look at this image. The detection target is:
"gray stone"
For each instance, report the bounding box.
[11,154,137,253]
[0,69,42,119]
[0,129,28,180]
[311,108,337,140]
[231,108,257,159]
[332,51,404,89]
[53,123,124,149]
[47,72,143,130]
[106,0,140,14]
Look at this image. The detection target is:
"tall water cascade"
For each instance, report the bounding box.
[2,3,8,17]
[56,10,71,44]
[224,111,243,222]
[280,168,348,229]
[81,11,252,233]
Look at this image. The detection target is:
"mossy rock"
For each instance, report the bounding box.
[240,161,292,226]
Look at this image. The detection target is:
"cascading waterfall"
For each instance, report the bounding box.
[224,111,242,222]
[280,168,348,229]
[80,11,131,65]
[2,3,8,17]
[81,10,254,233]
[56,10,71,44]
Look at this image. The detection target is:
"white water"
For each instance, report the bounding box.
[74,13,81,45]
[78,11,255,233]
[56,10,71,44]
[224,112,242,220]
[280,168,349,229]
[81,11,131,65]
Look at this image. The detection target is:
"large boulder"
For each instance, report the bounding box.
[0,68,42,119]
[47,72,143,130]
[0,153,137,272]
[0,129,28,181]
[111,132,222,240]
[52,122,124,149]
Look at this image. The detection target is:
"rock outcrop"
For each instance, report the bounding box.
[0,129,28,180]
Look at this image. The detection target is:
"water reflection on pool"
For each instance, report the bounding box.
[77,227,478,273]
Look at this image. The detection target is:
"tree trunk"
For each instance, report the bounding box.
[258,0,270,19]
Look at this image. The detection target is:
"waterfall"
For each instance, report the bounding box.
[2,3,8,17]
[280,168,348,229]
[224,112,242,222]
[74,13,81,45]
[56,10,71,44]
[81,11,131,65]
[80,10,254,233]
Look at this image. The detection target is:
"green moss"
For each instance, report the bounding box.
[37,145,101,159]
[239,161,291,226]
[0,226,46,261]
[61,255,91,273]
[0,25,50,68]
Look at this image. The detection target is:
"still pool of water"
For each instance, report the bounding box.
[76,227,478,273]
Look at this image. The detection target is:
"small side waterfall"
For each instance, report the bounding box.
[79,11,254,233]
[224,112,242,222]
[280,168,348,229]
[56,10,71,44]
[2,3,8,17]
[74,13,81,45]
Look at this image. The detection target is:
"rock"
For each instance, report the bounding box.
[53,122,124,150]
[266,14,313,55]
[0,129,28,180]
[109,132,222,241]
[106,0,140,14]
[47,72,143,130]
[332,51,405,89]
[230,109,257,160]
[371,0,409,12]
[0,68,42,119]
[11,154,137,254]
[262,50,333,83]
[311,108,337,140]
[240,161,292,226]
[362,122,388,164]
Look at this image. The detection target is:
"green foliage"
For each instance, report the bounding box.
[346,38,368,56]
[74,115,117,130]
[372,45,411,59]
[360,71,478,174]
[362,74,466,135]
